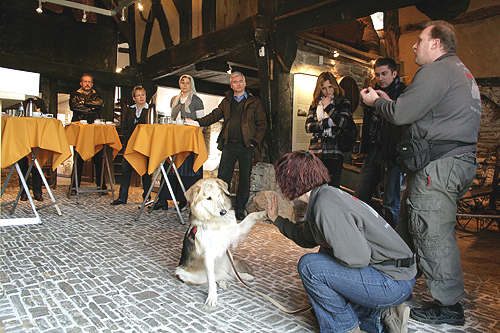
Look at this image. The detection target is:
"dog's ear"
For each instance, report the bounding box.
[215,178,231,195]
[185,183,200,203]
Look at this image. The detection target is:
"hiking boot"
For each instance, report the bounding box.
[410,303,465,326]
[382,303,410,333]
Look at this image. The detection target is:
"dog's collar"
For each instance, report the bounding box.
[187,225,197,239]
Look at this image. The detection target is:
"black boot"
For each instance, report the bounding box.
[153,199,168,210]
[410,303,465,326]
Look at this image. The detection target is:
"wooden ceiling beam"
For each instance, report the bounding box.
[138,17,257,81]
[0,53,137,87]
[276,0,424,34]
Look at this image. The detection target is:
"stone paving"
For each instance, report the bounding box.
[1,183,500,333]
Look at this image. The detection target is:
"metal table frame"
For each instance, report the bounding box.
[1,147,62,223]
[136,154,187,224]
[67,145,116,203]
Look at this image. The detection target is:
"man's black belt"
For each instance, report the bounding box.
[379,256,415,268]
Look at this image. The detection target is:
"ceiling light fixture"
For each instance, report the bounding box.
[36,0,43,14]
[137,0,144,12]
[120,8,126,21]
[333,50,340,58]
[82,11,87,22]
[227,65,232,75]
[36,0,138,20]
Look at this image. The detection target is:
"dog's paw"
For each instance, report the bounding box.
[205,294,218,307]
[246,210,268,221]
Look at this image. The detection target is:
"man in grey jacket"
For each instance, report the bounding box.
[361,21,480,326]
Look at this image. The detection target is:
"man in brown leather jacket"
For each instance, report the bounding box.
[69,73,106,192]
[196,71,267,220]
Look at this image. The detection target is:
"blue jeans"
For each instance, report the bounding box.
[354,150,401,228]
[217,142,255,214]
[118,156,152,203]
[298,253,415,333]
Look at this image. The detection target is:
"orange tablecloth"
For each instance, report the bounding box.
[124,124,208,176]
[1,116,71,170]
[65,123,122,161]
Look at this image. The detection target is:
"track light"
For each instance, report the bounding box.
[82,11,87,22]
[227,65,232,75]
[121,8,126,21]
[36,0,43,14]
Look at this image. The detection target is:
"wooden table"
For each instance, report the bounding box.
[124,124,208,223]
[64,123,122,203]
[1,116,72,224]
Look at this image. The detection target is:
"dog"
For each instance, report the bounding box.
[175,178,267,307]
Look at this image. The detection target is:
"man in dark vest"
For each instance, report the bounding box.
[196,72,267,220]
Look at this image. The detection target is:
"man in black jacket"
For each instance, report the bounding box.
[196,72,267,221]
[69,73,106,191]
[355,58,406,228]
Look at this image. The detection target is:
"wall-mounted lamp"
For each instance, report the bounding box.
[36,0,43,14]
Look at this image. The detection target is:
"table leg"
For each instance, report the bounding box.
[169,156,187,195]
[11,162,40,221]
[160,162,185,225]
[1,164,16,197]
[136,163,164,221]
[102,147,116,200]
[33,158,62,216]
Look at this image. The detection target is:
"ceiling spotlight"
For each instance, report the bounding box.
[36,0,43,14]
[116,67,123,73]
[227,65,232,75]
[82,11,87,22]
[121,8,126,21]
[333,50,340,58]
[137,0,144,12]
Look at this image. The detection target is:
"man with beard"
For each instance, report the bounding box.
[69,73,107,192]
[355,57,406,228]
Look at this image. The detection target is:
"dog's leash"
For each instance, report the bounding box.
[226,250,312,315]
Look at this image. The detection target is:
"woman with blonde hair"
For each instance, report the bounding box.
[153,74,205,210]
[305,72,351,188]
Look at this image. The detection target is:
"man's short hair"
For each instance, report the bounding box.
[230,71,245,83]
[274,151,330,200]
[423,20,457,53]
[81,73,93,82]
[373,57,397,73]
[131,86,146,98]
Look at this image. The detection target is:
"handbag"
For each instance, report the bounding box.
[396,137,430,172]
[334,113,358,152]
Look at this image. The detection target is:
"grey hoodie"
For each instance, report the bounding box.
[374,53,481,159]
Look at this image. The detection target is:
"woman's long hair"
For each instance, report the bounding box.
[312,72,343,106]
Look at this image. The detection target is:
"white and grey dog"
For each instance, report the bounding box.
[175,178,267,306]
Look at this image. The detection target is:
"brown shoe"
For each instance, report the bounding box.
[382,303,410,333]
[34,194,44,201]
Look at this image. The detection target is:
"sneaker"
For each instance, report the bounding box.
[110,199,126,206]
[410,303,465,326]
[382,303,410,333]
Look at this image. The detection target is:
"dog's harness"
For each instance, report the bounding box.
[187,225,197,240]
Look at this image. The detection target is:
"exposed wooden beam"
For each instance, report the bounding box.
[138,17,258,81]
[0,53,137,87]
[173,0,192,42]
[202,0,216,34]
[275,0,423,34]
[141,8,155,61]
[153,0,174,49]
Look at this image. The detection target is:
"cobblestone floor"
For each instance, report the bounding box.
[1,182,499,332]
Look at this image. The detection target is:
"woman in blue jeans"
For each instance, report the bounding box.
[266,151,416,333]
